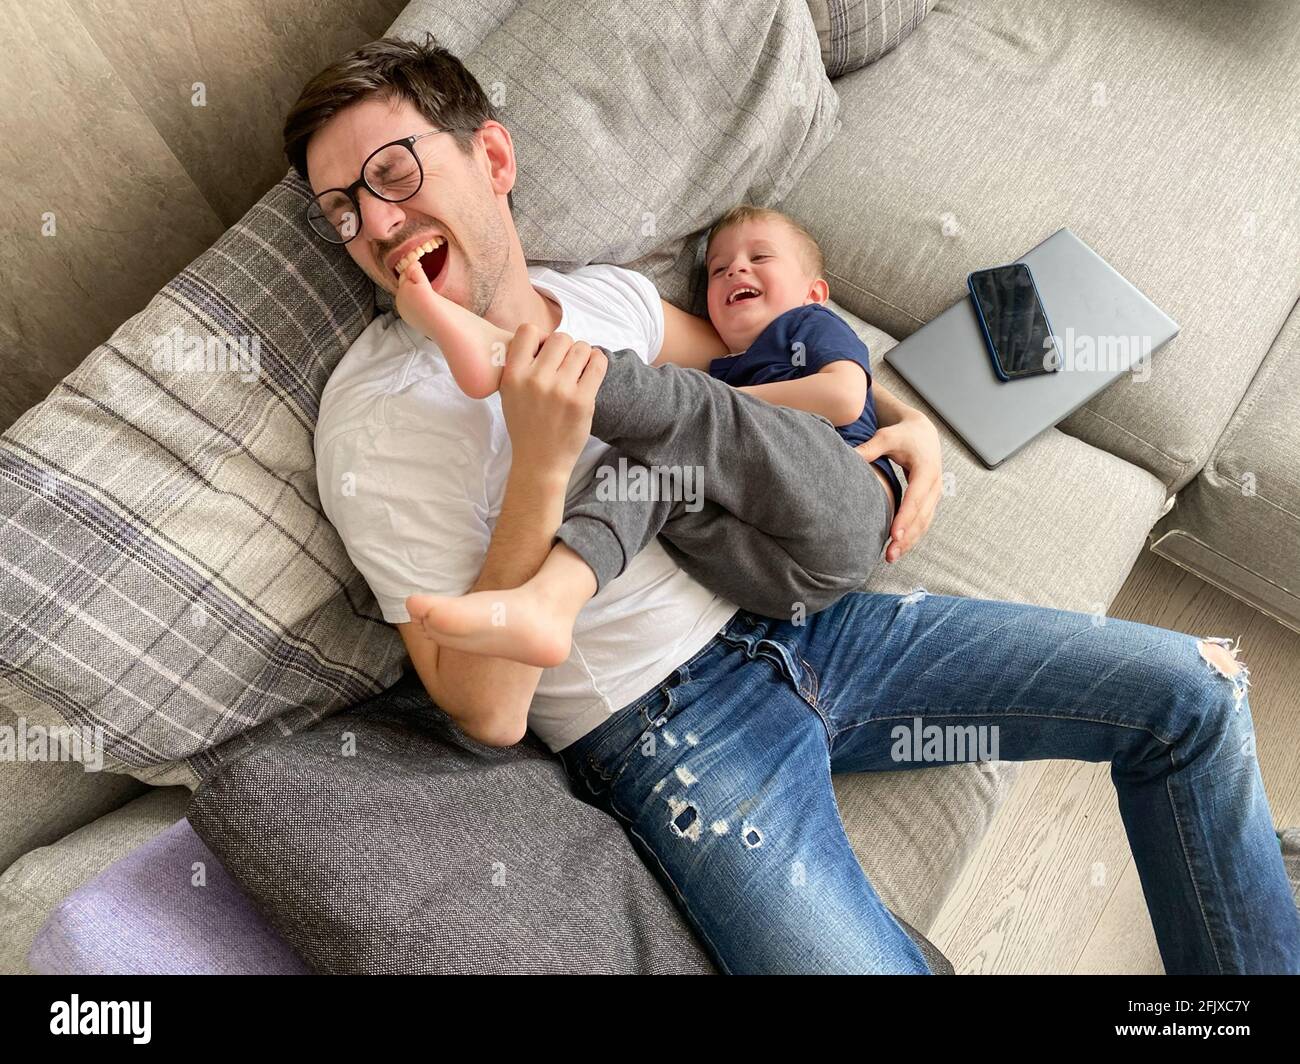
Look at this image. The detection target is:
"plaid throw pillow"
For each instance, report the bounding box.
[806,0,934,77]
[0,172,409,787]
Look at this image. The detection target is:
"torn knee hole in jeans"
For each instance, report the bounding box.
[665,794,763,848]
[1198,637,1251,710]
[667,797,702,841]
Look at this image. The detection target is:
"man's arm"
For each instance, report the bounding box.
[397,460,569,747]
[870,378,913,429]
[398,326,608,747]
[651,298,730,370]
[851,378,944,563]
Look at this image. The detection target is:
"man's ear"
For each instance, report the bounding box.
[477,120,517,200]
[807,278,830,305]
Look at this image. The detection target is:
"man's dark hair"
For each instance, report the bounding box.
[283,35,500,186]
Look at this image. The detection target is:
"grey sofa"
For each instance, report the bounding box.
[3,0,1298,974]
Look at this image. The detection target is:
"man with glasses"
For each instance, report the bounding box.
[283,36,1300,975]
[285,35,944,754]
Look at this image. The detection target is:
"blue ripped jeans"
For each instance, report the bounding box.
[557,590,1300,975]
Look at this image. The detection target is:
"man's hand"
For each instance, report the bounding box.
[499,324,608,481]
[854,409,943,563]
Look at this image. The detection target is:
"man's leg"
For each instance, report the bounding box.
[742,590,1300,974]
[558,621,934,974]
[558,347,888,615]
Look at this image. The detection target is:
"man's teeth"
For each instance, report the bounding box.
[727,286,761,304]
[394,236,447,277]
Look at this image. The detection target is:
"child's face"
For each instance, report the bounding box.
[705,218,827,352]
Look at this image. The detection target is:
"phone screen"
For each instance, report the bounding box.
[968,264,1059,380]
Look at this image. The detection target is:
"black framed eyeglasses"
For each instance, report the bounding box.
[305,129,457,244]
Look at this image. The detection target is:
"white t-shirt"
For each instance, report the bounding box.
[315,263,738,753]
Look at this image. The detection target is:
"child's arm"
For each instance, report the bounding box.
[652,299,730,370]
[737,361,868,427]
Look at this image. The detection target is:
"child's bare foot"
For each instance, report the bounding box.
[393,253,512,399]
[406,585,581,668]
[405,543,600,667]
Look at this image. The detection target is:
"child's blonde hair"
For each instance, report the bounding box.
[704,204,825,280]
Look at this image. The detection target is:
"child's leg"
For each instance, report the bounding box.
[408,445,678,665]
[551,446,678,589]
[658,467,891,620]
[590,349,867,536]
[437,347,892,628]
[406,542,598,668]
[410,429,884,662]
[396,277,893,620]
[585,347,889,613]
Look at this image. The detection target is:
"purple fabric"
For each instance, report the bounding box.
[27,818,310,975]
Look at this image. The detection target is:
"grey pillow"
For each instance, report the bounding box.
[387,0,841,313]
[0,173,409,787]
[385,0,522,56]
[806,0,934,77]
[186,668,717,974]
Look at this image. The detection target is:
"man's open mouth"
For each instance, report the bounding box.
[726,286,762,305]
[393,237,450,286]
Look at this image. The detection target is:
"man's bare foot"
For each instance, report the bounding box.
[393,255,512,399]
[406,583,584,668]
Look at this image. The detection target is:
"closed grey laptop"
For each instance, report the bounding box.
[884,228,1179,467]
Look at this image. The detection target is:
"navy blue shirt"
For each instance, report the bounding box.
[708,303,903,513]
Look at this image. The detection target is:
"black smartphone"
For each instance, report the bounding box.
[967,263,1060,381]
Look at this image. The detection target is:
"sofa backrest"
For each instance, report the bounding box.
[1,0,407,432]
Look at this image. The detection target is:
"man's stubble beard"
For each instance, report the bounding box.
[466,194,513,320]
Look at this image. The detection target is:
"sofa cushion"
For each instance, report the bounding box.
[67,0,410,230]
[22,812,924,978]
[21,713,953,976]
[0,1,228,433]
[27,818,309,975]
[779,0,1300,490]
[1150,296,1300,633]
[0,174,412,788]
[0,710,148,875]
[385,0,841,313]
[0,786,189,974]
[186,668,719,974]
[385,0,520,54]
[807,0,934,77]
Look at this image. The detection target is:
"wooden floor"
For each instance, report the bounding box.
[929,547,1300,974]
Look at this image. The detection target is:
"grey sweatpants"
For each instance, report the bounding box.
[552,347,893,620]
